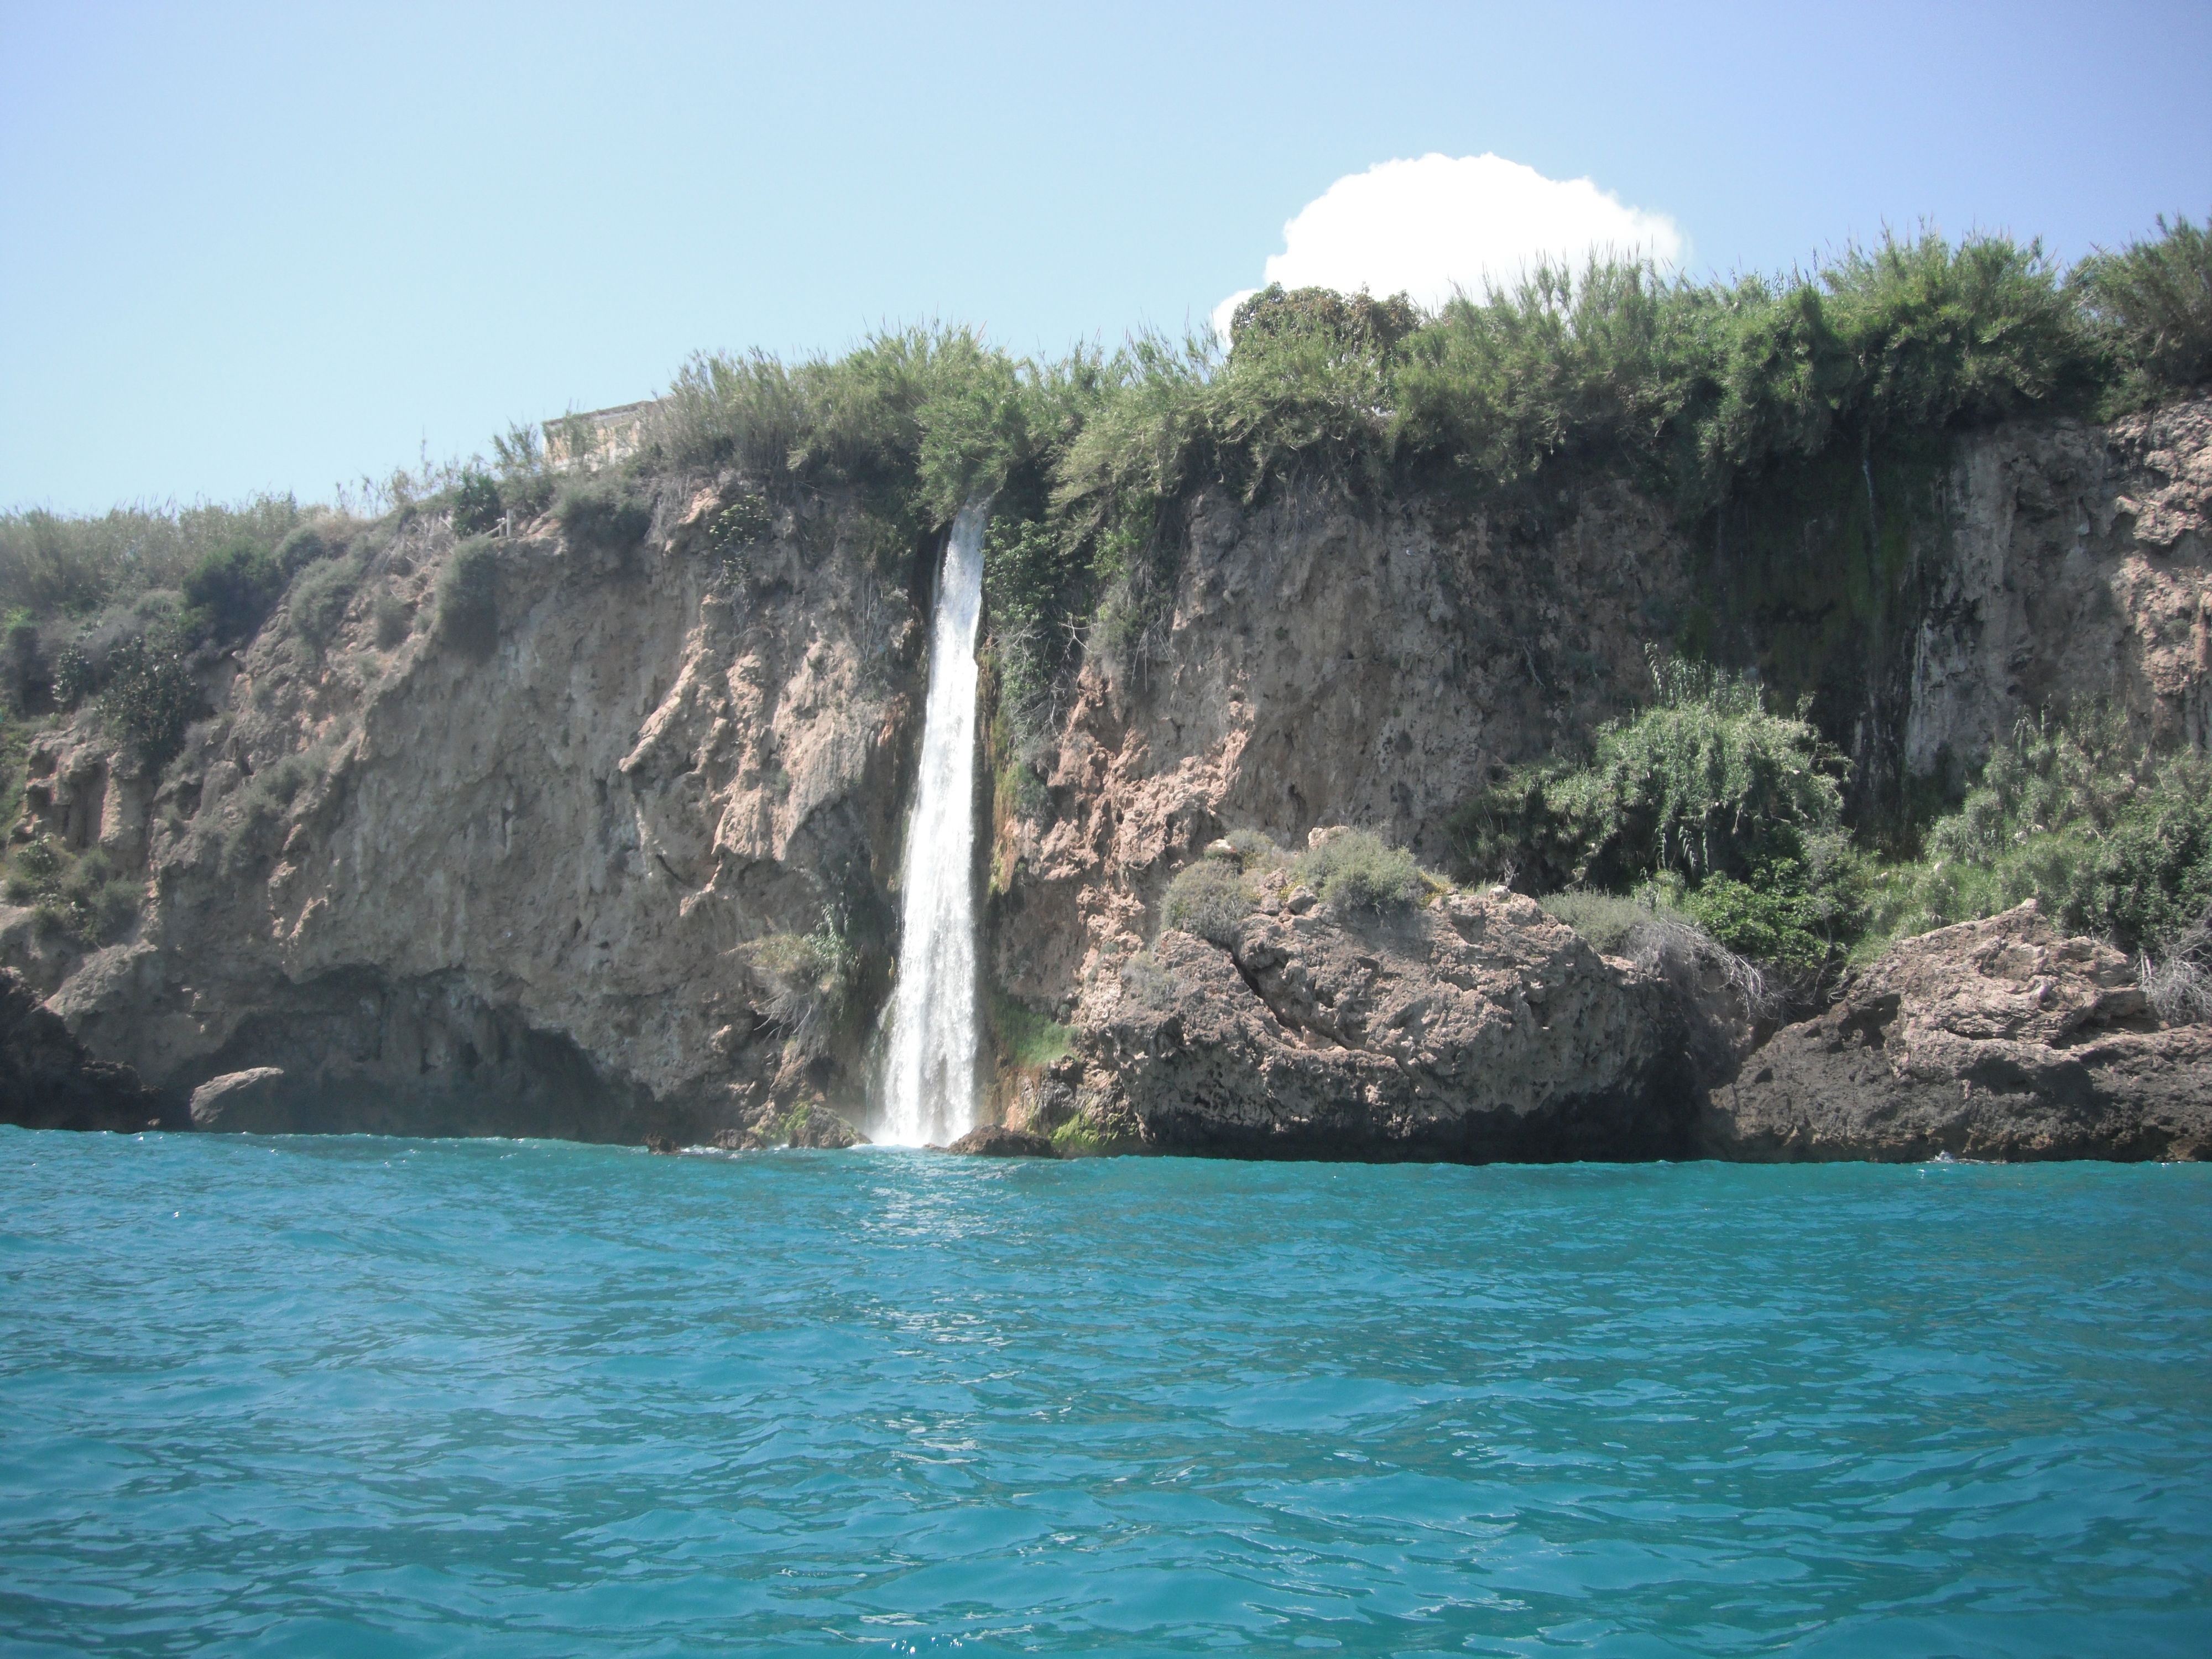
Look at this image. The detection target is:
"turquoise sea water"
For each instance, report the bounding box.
[2,1130,2208,1657]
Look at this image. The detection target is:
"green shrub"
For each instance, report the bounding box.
[1867,713,2212,954]
[288,555,360,653]
[452,471,503,536]
[1294,828,1427,913]
[0,494,304,619]
[275,523,338,577]
[1539,888,1687,953]
[1160,859,1253,943]
[1224,827,1281,863]
[2074,214,2212,409]
[8,833,60,889]
[3,609,45,712]
[50,643,93,707]
[748,908,859,1052]
[182,538,283,645]
[1458,653,1844,891]
[1672,852,1868,974]
[4,837,139,945]
[434,539,499,656]
[96,630,201,769]
[556,484,651,555]
[372,590,411,649]
[709,493,774,549]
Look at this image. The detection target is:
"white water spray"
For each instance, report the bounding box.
[880,502,988,1145]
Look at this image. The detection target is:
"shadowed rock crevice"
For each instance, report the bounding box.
[0,968,170,1133]
[178,968,681,1141]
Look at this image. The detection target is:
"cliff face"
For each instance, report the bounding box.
[6,402,2208,1149]
[994,402,2212,1025]
[10,487,926,1141]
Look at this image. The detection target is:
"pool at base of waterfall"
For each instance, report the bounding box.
[4,1129,2210,1656]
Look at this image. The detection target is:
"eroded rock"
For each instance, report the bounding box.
[1054,890,1694,1161]
[946,1123,1058,1157]
[0,968,166,1133]
[1707,903,2212,1161]
[188,1067,289,1132]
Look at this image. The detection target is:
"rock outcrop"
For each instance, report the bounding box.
[946,1123,1058,1157]
[187,1067,289,1132]
[0,968,168,1133]
[1031,880,1694,1161]
[1705,904,2212,1162]
[992,403,2212,1045]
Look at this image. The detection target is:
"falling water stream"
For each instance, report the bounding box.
[879,502,988,1145]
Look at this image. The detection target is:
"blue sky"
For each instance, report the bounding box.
[3,0,2208,513]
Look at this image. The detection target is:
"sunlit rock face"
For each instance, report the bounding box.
[28,482,928,1144]
[1030,884,1696,1162]
[1704,903,2212,1163]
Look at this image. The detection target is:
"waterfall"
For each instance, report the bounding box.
[879,502,988,1146]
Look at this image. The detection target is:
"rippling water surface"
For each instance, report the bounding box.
[3,1130,2209,1656]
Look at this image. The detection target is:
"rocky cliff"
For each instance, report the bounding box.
[993,400,2212,1022]
[4,400,2208,1155]
[6,487,927,1142]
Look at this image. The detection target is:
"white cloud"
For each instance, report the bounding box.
[1213,153,1686,341]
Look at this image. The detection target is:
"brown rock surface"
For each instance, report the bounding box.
[1045,887,1694,1161]
[19,484,925,1143]
[187,1067,289,1131]
[0,967,168,1132]
[1706,903,2212,1161]
[992,404,2212,1042]
[946,1123,1058,1157]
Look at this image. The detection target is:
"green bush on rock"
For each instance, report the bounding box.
[2073,214,2212,411]
[1867,713,2212,955]
[1459,653,1845,894]
[1161,859,1254,943]
[182,539,283,645]
[1295,830,1428,914]
[288,555,361,654]
[96,630,201,769]
[3,836,140,946]
[556,484,650,555]
[452,471,503,536]
[434,539,499,657]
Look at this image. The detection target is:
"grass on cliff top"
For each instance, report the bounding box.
[13,213,2206,641]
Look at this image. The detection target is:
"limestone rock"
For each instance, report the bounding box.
[1706,903,2212,1161]
[786,1105,865,1149]
[189,1067,289,1132]
[0,968,166,1132]
[1058,890,1694,1161]
[9,398,2209,1160]
[947,1123,1058,1157]
[712,1099,866,1150]
[17,484,922,1142]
